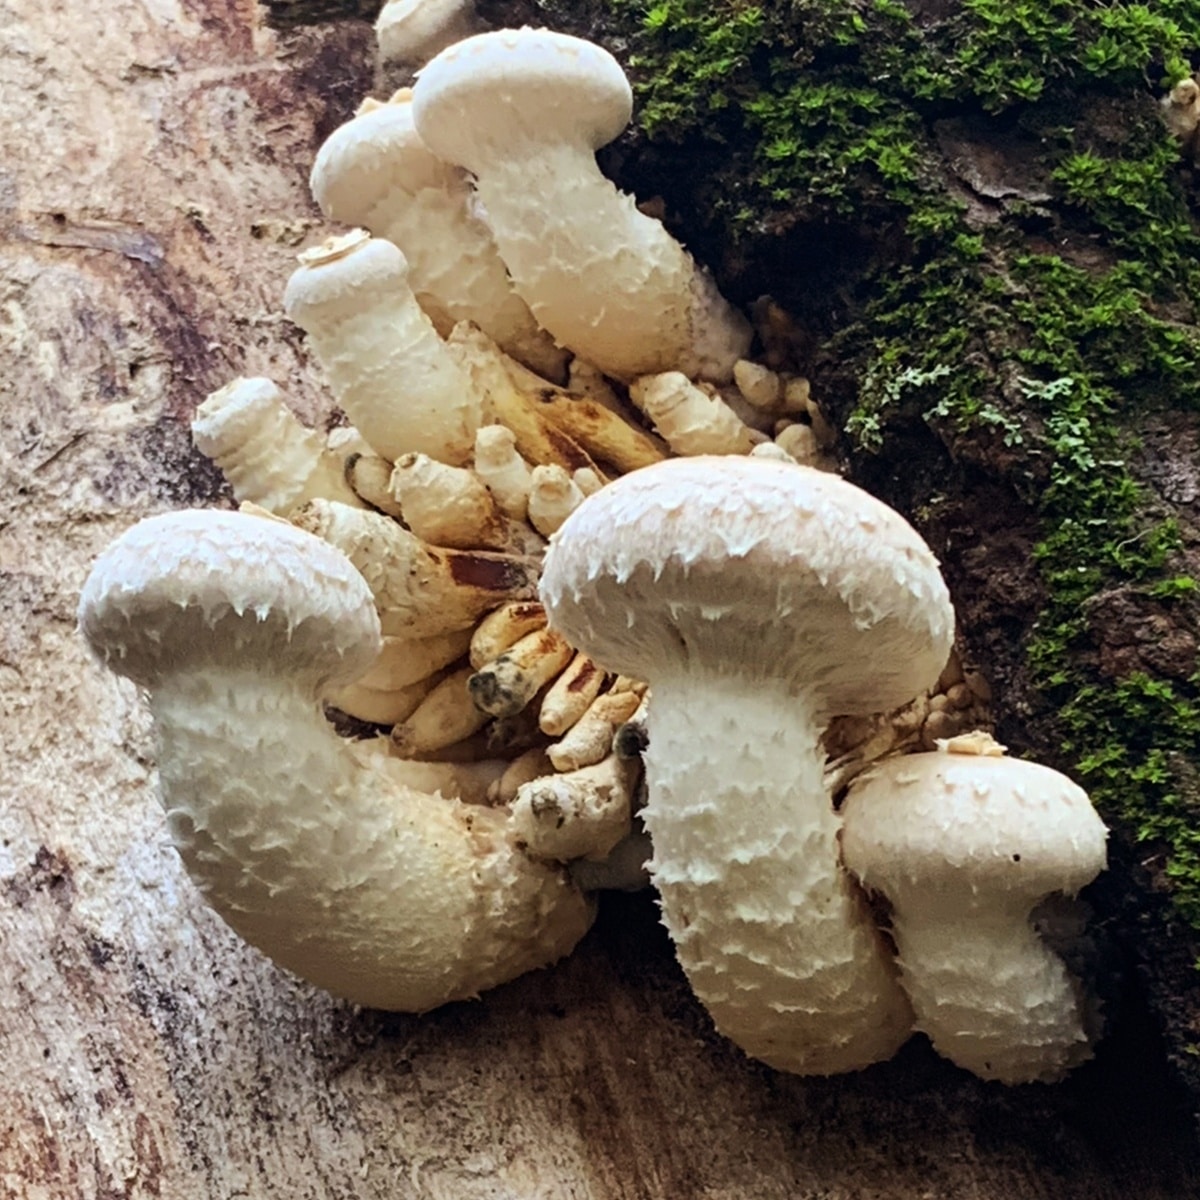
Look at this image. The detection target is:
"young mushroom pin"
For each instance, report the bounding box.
[78,509,593,1011]
[411,28,752,383]
[539,456,958,1074]
[840,732,1108,1083]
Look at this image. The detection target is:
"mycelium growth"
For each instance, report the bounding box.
[76,14,1111,1082]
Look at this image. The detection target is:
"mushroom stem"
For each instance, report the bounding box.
[885,902,1091,1083]
[642,668,913,1075]
[148,666,587,1010]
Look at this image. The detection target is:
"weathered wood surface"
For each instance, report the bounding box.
[2,3,1199,1197]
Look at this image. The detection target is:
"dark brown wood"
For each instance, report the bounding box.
[264,0,383,28]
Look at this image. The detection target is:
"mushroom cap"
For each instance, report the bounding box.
[310,91,459,227]
[841,745,1108,903]
[411,27,633,171]
[78,509,381,690]
[376,0,474,66]
[282,230,409,330]
[539,456,955,716]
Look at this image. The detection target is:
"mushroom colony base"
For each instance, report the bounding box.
[78,13,1120,1086]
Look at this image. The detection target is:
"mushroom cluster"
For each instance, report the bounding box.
[79,18,1108,1084]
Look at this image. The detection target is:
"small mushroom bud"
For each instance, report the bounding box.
[357,628,472,692]
[538,652,607,737]
[412,28,752,382]
[292,500,538,638]
[469,601,547,669]
[391,664,489,755]
[389,452,509,550]
[473,424,534,522]
[547,687,644,773]
[774,423,820,466]
[572,467,604,496]
[347,454,406,518]
[191,377,365,515]
[1161,77,1200,162]
[468,627,575,719]
[283,231,481,465]
[841,734,1108,1084]
[629,372,757,456]
[511,754,639,864]
[749,442,793,463]
[732,360,782,410]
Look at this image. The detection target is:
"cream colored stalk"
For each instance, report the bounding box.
[78,509,592,1011]
[291,500,539,638]
[328,672,441,725]
[468,601,547,668]
[629,372,758,456]
[527,465,586,536]
[392,665,489,756]
[191,377,365,514]
[473,425,534,522]
[412,28,752,382]
[311,91,565,379]
[538,651,606,736]
[841,734,1107,1084]
[511,754,638,863]
[347,453,406,518]
[541,457,958,1075]
[468,626,575,719]
[283,231,480,465]
[357,628,472,692]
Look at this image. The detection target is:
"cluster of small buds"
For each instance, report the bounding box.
[191,18,994,880]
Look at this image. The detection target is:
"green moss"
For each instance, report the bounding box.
[611,0,1200,932]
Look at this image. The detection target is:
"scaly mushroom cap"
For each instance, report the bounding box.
[310,91,459,227]
[78,509,380,691]
[282,229,409,328]
[411,27,633,168]
[540,456,955,717]
[841,741,1108,901]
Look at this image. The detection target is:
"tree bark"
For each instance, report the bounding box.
[2,2,1198,1197]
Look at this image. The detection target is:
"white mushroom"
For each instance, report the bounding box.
[628,372,758,456]
[191,377,365,515]
[283,230,480,465]
[375,0,479,68]
[840,733,1108,1083]
[540,456,958,1075]
[411,28,752,382]
[78,509,593,1011]
[310,91,566,378]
